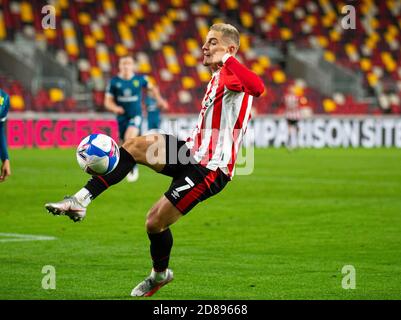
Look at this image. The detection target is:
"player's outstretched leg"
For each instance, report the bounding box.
[131,196,182,297]
[126,164,139,182]
[45,134,165,221]
[45,196,87,222]
[45,146,137,221]
[125,125,140,183]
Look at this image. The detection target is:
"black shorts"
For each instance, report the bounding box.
[117,116,142,141]
[287,119,298,126]
[160,135,230,215]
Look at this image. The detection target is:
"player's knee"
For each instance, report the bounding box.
[145,215,164,233]
[145,210,164,233]
[123,134,163,165]
[124,127,139,141]
[122,137,143,159]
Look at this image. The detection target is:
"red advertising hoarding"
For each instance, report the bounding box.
[7,119,119,148]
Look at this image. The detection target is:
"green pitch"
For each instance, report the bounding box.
[1,147,400,300]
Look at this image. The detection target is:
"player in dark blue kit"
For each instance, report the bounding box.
[105,55,164,182]
[145,86,169,132]
[0,89,11,182]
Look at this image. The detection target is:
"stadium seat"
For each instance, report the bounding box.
[9,94,24,110]
[0,17,5,41]
[0,0,400,114]
[49,88,65,103]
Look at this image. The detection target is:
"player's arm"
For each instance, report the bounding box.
[104,94,124,115]
[144,76,169,111]
[0,109,10,182]
[152,86,169,111]
[222,54,265,97]
[104,80,124,115]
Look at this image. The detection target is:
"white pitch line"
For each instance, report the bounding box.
[0,233,57,243]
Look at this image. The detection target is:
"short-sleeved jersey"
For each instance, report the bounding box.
[0,89,10,122]
[145,95,161,130]
[105,75,149,120]
[145,95,158,113]
[145,95,160,117]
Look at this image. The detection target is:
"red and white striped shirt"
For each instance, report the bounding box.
[285,93,302,121]
[186,56,264,178]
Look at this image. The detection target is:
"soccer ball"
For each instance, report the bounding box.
[76,133,120,176]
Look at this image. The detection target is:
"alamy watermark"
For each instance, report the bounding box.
[341,2,356,29]
[41,5,56,30]
[341,265,356,289]
[143,127,255,176]
[41,265,56,290]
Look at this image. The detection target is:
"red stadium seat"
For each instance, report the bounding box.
[0,0,400,114]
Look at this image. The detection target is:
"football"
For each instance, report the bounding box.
[76,133,120,175]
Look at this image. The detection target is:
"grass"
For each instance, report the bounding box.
[0,147,400,299]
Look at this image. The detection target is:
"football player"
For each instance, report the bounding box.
[46,23,264,297]
[105,55,164,181]
[145,86,169,132]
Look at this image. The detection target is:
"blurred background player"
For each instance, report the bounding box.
[105,55,164,182]
[284,85,302,150]
[0,88,11,182]
[145,86,169,133]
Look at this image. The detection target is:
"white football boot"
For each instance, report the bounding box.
[131,269,174,297]
[45,196,87,222]
[126,166,139,182]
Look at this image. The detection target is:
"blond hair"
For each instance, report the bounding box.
[210,23,240,48]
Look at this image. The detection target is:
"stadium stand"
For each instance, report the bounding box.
[215,0,401,114]
[0,0,400,115]
[0,74,31,112]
